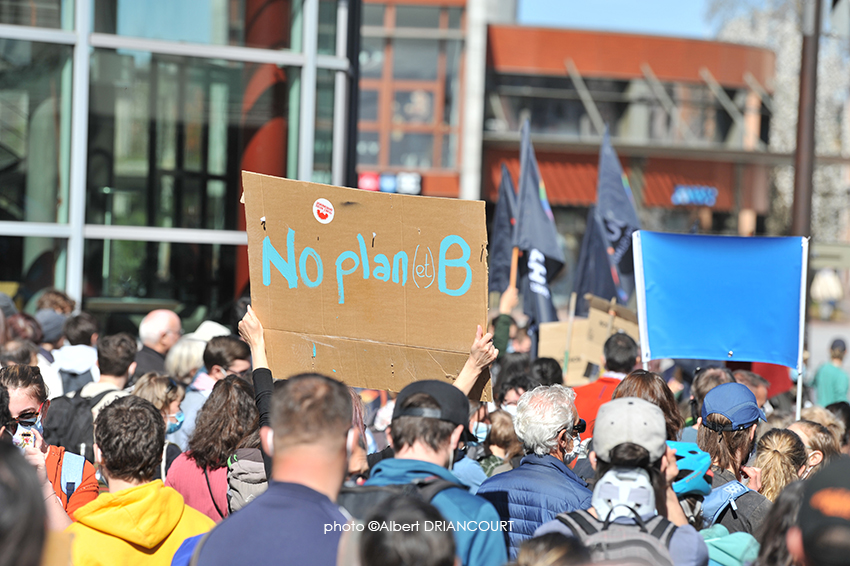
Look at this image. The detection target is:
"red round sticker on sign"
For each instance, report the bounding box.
[313,198,334,224]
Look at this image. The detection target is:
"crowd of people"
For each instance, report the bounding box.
[1,289,850,566]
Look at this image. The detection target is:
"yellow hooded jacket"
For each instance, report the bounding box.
[66,480,214,566]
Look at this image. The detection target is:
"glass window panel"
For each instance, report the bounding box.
[356,131,379,166]
[93,0,296,50]
[395,6,439,28]
[443,39,462,126]
[83,239,240,324]
[0,236,68,309]
[0,0,72,29]
[448,8,462,29]
[360,37,385,79]
[318,0,337,56]
[0,40,72,224]
[312,69,334,184]
[389,132,432,168]
[362,3,384,26]
[441,133,456,168]
[359,89,378,122]
[393,90,434,124]
[88,49,296,230]
[393,39,438,81]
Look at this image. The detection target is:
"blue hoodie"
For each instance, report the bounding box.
[365,458,507,566]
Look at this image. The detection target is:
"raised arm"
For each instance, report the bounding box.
[454,325,498,397]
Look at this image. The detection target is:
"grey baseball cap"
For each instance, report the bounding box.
[594,397,667,463]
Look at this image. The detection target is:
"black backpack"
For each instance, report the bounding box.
[58,368,94,395]
[43,389,113,462]
[337,476,464,519]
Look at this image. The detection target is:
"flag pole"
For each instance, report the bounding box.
[564,292,577,375]
[509,247,520,289]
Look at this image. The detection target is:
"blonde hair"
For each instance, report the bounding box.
[801,406,845,445]
[754,428,806,501]
[132,373,184,414]
[791,419,841,476]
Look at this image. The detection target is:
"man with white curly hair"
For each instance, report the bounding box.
[476,384,592,558]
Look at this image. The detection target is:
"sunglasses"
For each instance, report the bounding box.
[557,419,587,438]
[6,402,44,435]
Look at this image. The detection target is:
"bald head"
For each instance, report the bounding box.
[138,310,182,354]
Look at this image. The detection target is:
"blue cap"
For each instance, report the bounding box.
[701,382,766,432]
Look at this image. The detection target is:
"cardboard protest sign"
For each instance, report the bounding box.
[243,172,490,396]
[538,294,639,386]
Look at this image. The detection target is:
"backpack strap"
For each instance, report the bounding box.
[412,476,465,502]
[646,514,677,549]
[557,510,600,537]
[60,451,86,501]
[703,480,749,527]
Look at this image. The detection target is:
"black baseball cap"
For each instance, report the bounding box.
[392,380,470,429]
[798,456,850,565]
[831,338,847,353]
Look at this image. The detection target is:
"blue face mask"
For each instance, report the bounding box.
[12,415,44,450]
[166,411,184,435]
[474,422,491,443]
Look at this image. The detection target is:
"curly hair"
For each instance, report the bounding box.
[187,376,257,470]
[94,396,165,482]
[514,385,576,456]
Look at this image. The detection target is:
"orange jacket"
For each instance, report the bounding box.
[45,445,100,518]
[572,376,623,436]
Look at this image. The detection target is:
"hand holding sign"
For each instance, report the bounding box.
[243,172,490,397]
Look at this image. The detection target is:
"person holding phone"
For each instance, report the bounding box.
[0,364,99,529]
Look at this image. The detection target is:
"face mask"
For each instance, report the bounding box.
[12,415,44,450]
[473,422,491,443]
[563,433,582,465]
[166,411,184,435]
[501,404,518,419]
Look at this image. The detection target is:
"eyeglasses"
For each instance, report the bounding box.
[165,377,180,394]
[7,402,44,435]
[556,419,587,439]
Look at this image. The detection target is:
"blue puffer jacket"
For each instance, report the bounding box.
[476,454,592,558]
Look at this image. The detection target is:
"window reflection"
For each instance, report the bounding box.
[93,0,295,50]
[87,48,295,230]
[0,236,67,310]
[0,39,72,224]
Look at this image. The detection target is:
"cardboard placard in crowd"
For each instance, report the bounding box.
[242,172,490,396]
[539,294,639,385]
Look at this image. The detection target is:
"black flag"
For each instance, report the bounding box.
[512,121,564,357]
[595,129,640,304]
[573,206,618,316]
[488,164,517,294]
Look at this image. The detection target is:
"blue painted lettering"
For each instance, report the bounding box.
[262,231,298,288]
[373,254,390,281]
[356,234,370,279]
[335,251,360,304]
[437,235,472,297]
[392,251,408,285]
[299,247,323,287]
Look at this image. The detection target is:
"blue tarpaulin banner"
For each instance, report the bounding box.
[633,231,807,370]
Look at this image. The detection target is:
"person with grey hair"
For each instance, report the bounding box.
[477,384,592,559]
[133,309,182,383]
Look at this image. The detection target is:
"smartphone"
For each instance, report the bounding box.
[19,431,34,449]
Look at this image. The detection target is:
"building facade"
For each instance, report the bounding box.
[0,0,355,327]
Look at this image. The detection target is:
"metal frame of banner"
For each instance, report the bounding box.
[632,231,651,370]
[796,238,810,421]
